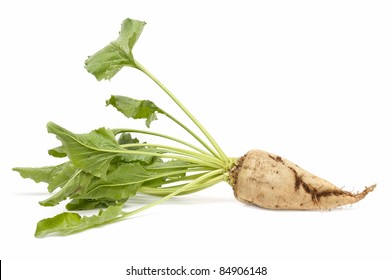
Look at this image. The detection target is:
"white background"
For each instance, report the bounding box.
[1,0,391,279]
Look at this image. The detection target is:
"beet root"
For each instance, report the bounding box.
[229,150,376,210]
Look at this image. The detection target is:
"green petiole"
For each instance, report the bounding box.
[135,61,229,164]
[139,172,225,196]
[113,128,212,156]
[120,143,225,168]
[119,169,225,219]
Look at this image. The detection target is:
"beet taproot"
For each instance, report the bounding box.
[230,150,376,210]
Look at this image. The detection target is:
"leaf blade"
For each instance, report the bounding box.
[106,95,163,127]
[66,198,125,211]
[47,122,156,178]
[47,122,123,178]
[48,146,67,158]
[85,18,146,80]
[39,166,93,207]
[13,164,65,184]
[77,163,150,201]
[35,205,124,238]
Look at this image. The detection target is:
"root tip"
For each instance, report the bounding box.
[354,184,376,200]
[363,184,377,194]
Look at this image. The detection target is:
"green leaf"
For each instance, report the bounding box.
[66,198,126,211]
[117,132,139,146]
[47,122,126,178]
[73,160,193,202]
[39,164,93,206]
[13,162,85,195]
[47,122,156,178]
[85,18,146,80]
[13,163,67,185]
[46,162,80,192]
[48,146,67,158]
[35,205,124,238]
[106,95,163,128]
[77,163,152,201]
